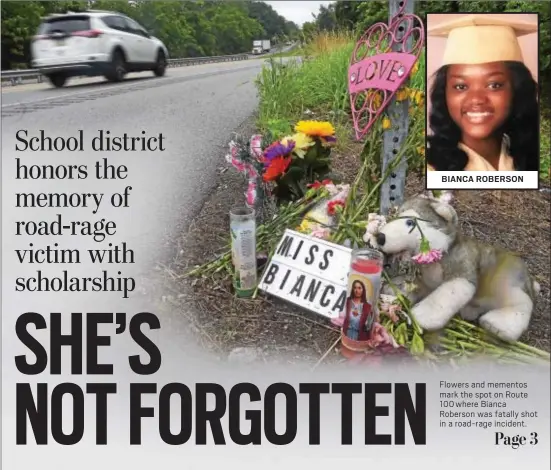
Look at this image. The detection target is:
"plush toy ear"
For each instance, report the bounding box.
[430,201,457,225]
[418,190,435,200]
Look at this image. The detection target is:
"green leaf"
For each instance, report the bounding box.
[280,166,305,183]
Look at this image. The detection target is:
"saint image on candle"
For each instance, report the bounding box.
[342,280,375,341]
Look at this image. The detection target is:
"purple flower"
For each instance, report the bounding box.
[321,135,337,148]
[263,140,296,166]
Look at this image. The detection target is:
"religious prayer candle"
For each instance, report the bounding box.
[349,248,384,312]
[230,206,257,296]
[340,248,384,358]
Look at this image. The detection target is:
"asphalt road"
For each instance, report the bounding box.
[2,58,269,268]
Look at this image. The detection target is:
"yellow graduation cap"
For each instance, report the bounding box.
[428,14,538,66]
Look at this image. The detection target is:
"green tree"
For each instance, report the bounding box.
[2,0,292,68]
[313,4,337,31]
[300,21,318,42]
[334,1,363,31]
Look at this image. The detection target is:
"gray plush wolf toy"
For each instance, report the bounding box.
[373,193,539,343]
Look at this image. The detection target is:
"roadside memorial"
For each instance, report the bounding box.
[188,0,550,365]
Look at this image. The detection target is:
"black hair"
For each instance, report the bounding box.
[426,62,539,171]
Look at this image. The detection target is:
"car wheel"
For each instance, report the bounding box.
[106,50,126,82]
[47,73,67,88]
[153,50,166,77]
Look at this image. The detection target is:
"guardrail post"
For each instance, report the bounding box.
[379,0,414,216]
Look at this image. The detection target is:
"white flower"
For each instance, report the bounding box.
[438,191,454,205]
[362,213,386,245]
[363,232,378,247]
[365,220,380,234]
[335,183,350,192]
[325,183,339,196]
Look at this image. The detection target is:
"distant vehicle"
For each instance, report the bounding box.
[286,41,292,46]
[252,39,271,55]
[30,10,169,88]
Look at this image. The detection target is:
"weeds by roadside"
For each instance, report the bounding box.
[255,31,357,143]
[541,116,550,180]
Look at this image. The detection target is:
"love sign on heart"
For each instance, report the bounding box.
[348,2,425,140]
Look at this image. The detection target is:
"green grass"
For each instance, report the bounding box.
[269,47,304,59]
[256,31,359,132]
[540,115,550,181]
[256,45,354,136]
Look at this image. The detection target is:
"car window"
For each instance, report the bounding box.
[102,15,126,31]
[123,17,149,37]
[38,15,91,34]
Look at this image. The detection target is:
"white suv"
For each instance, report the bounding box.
[31,10,169,88]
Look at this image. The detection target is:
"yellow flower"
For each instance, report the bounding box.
[368,91,383,109]
[282,132,314,159]
[417,146,425,156]
[382,117,391,129]
[415,90,425,107]
[296,219,311,233]
[411,62,419,76]
[295,120,335,138]
[396,88,408,102]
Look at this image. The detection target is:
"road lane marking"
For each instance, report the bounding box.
[2,62,267,109]
[2,63,265,118]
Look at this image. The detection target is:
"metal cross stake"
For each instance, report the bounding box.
[379,0,416,216]
[348,0,423,211]
[347,0,424,274]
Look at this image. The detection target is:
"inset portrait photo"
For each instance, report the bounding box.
[425,13,540,190]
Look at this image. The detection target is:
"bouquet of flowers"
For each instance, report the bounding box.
[262,120,337,203]
[225,120,338,207]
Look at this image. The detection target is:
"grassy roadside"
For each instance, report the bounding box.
[256,31,357,145]
[541,115,550,179]
[269,47,304,59]
[172,31,549,362]
[246,30,550,354]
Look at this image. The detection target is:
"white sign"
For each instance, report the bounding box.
[258,229,352,319]
[426,171,539,190]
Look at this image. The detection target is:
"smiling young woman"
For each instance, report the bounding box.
[426,15,539,172]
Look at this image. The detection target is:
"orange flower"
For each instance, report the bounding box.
[263,156,291,182]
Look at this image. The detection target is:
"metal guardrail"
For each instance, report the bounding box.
[1,52,252,86]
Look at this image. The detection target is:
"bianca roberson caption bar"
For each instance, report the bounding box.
[16,382,426,446]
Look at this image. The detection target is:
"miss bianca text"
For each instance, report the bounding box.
[14,312,426,446]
